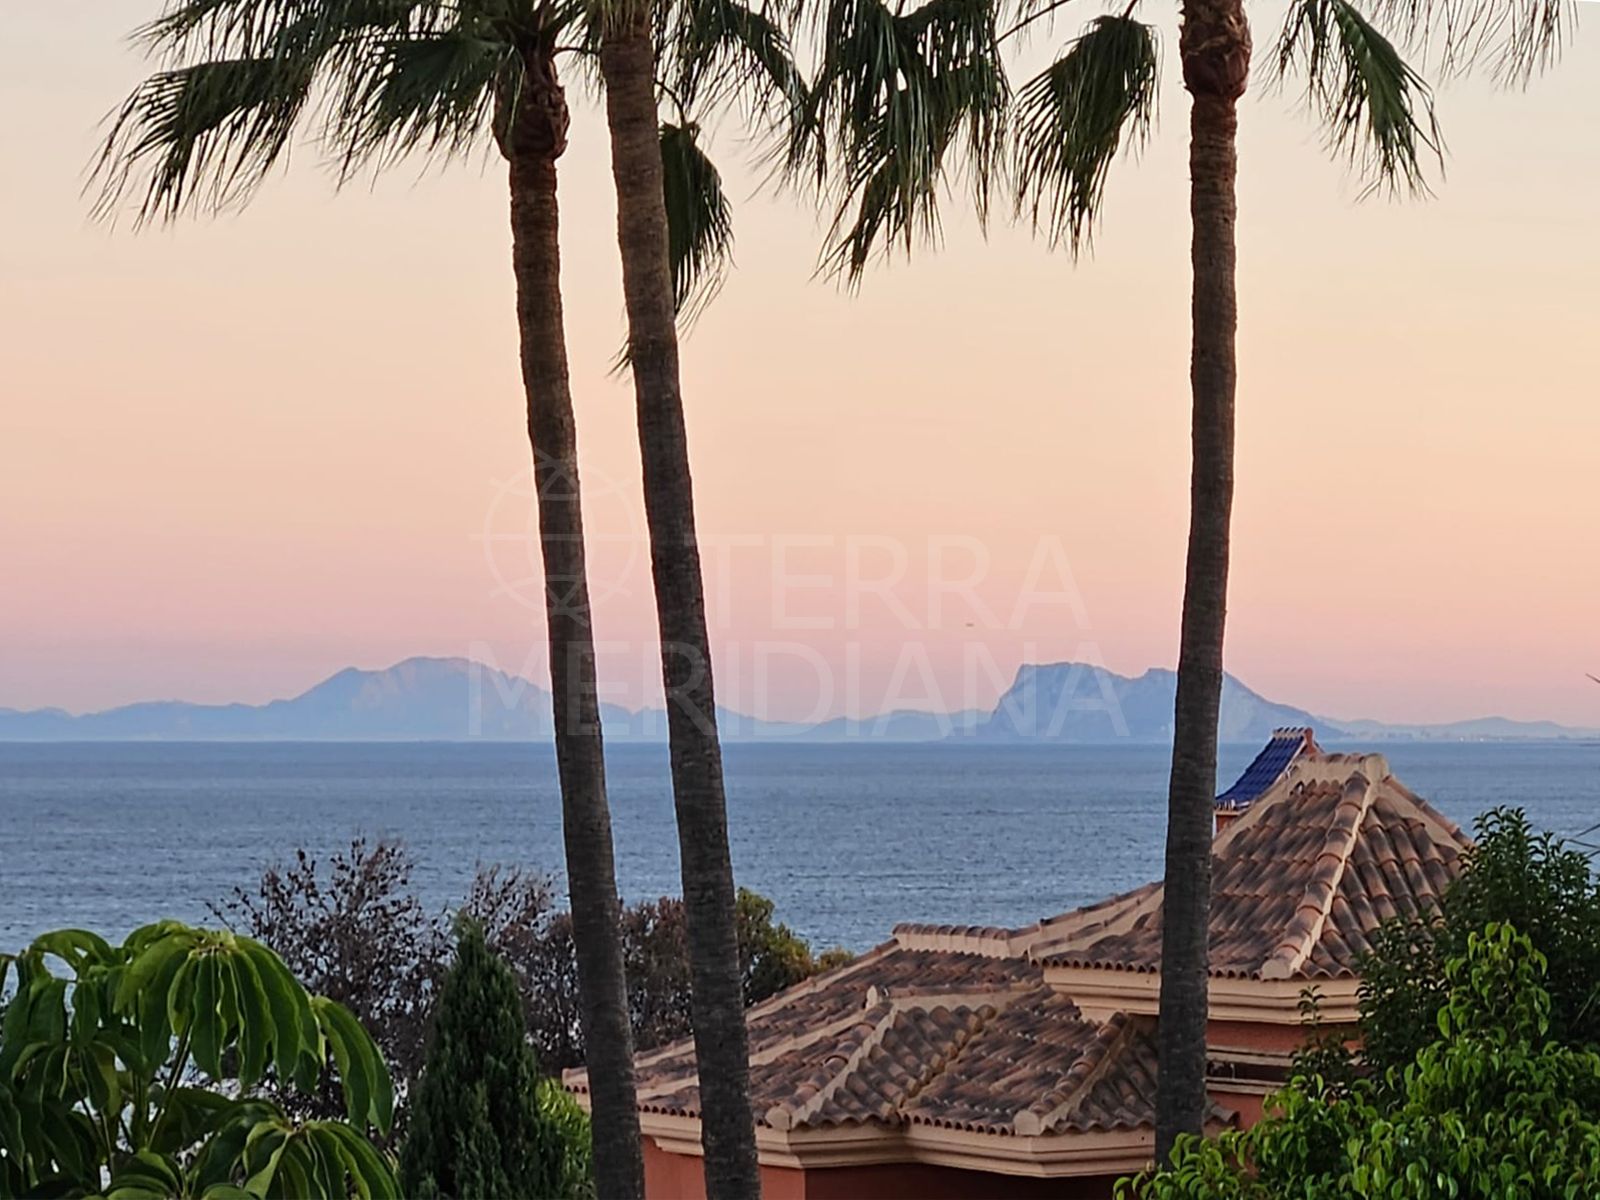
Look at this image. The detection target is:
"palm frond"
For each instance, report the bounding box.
[96,0,581,222]
[138,0,316,60]
[803,0,1008,281]
[1275,0,1442,195]
[95,0,418,223]
[1359,0,1571,83]
[94,31,320,223]
[138,0,404,65]
[660,122,735,320]
[333,27,517,174]
[1011,14,1157,254]
[668,0,806,121]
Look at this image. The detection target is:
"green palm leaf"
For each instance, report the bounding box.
[1011,14,1158,254]
[333,25,517,174]
[1361,0,1571,83]
[94,47,320,223]
[669,0,805,120]
[661,122,735,319]
[94,0,523,222]
[802,0,1007,279]
[1274,0,1442,195]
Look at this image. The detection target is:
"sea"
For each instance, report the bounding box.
[2,741,1597,955]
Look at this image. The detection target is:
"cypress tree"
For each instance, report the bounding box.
[400,917,590,1199]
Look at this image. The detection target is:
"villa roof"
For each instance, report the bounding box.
[613,948,1044,1125]
[570,947,1228,1138]
[1029,754,1469,980]
[568,739,1469,1170]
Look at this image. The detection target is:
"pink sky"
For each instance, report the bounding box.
[2,4,1597,727]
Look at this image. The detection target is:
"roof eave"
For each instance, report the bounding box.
[637,1108,1232,1179]
[1040,964,1361,1025]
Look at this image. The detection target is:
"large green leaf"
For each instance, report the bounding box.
[116,925,193,1012]
[189,955,224,1080]
[236,939,307,1085]
[2,921,397,1198]
[242,1118,292,1195]
[28,930,113,974]
[312,996,393,1134]
[227,949,271,1088]
[315,1122,401,1200]
[105,1148,184,1199]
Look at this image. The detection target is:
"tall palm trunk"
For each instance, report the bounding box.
[1155,0,1250,1165]
[597,13,761,1200]
[502,52,644,1200]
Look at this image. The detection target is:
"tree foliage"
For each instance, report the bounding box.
[211,840,552,1136]
[0,922,396,1199]
[98,0,804,324]
[219,841,850,1085]
[795,0,1008,278]
[794,0,1571,272]
[398,919,591,1200]
[523,886,853,1071]
[1359,807,1600,1085]
[1124,923,1600,1199]
[1124,809,1600,1198]
[1273,0,1442,195]
[1011,15,1159,254]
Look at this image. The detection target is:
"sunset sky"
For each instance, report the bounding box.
[2,3,1597,728]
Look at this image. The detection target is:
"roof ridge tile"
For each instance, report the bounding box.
[1012,1012,1137,1136]
[769,993,1003,1131]
[1261,772,1378,980]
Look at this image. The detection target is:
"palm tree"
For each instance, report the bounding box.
[95,3,789,1194]
[798,0,1570,1159]
[592,0,784,1191]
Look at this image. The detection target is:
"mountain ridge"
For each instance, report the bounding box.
[0,656,1592,744]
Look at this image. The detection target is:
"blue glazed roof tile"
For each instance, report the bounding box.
[1216,728,1316,810]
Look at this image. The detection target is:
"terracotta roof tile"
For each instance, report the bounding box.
[571,743,1466,1152]
[570,948,1044,1124]
[1035,757,1468,980]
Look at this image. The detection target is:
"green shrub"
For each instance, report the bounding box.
[1123,924,1600,1199]
[0,921,397,1199]
[221,841,851,1089]
[1360,807,1600,1084]
[399,919,591,1200]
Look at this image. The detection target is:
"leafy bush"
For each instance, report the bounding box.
[0,922,397,1199]
[1125,809,1600,1198]
[212,840,552,1133]
[219,841,851,1100]
[1124,924,1600,1199]
[399,919,591,1200]
[527,887,853,1071]
[1359,807,1600,1084]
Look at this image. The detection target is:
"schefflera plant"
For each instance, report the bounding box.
[0,921,398,1199]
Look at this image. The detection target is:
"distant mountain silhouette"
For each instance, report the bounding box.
[971,663,1320,743]
[0,656,1592,743]
[0,658,565,741]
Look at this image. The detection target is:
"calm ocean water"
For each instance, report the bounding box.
[2,741,1597,954]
